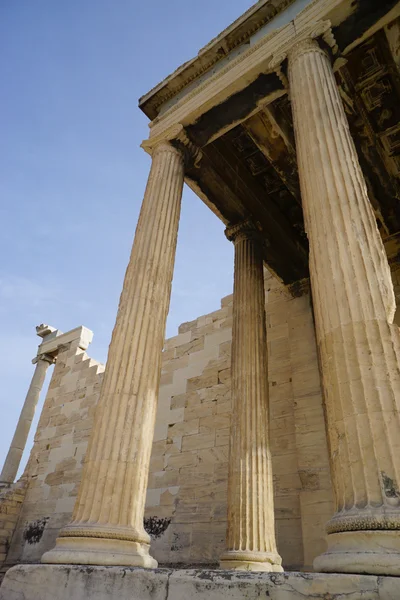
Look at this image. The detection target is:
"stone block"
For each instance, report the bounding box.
[167,408,184,425]
[199,414,230,433]
[153,420,168,442]
[164,331,191,350]
[3,565,400,600]
[218,368,231,384]
[165,438,182,455]
[216,399,232,414]
[197,446,229,466]
[197,315,214,328]
[177,390,199,408]
[165,451,197,470]
[190,323,215,339]
[179,465,214,487]
[182,432,215,452]
[162,347,176,362]
[178,319,198,334]
[160,371,174,386]
[218,340,231,359]
[221,294,233,307]
[187,368,218,392]
[216,316,233,330]
[167,418,199,438]
[170,393,187,410]
[205,328,232,350]
[267,323,289,342]
[161,354,190,373]
[215,428,230,447]
[273,472,302,495]
[144,505,174,520]
[292,367,322,398]
[200,383,230,404]
[271,453,299,476]
[147,470,179,489]
[0,565,169,600]
[160,488,179,506]
[184,401,217,421]
[175,336,205,358]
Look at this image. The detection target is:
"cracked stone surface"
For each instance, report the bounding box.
[1,565,399,599]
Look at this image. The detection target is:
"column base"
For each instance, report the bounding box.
[314,530,400,575]
[41,536,158,568]
[220,550,283,572]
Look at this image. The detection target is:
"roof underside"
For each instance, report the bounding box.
[138,1,400,286]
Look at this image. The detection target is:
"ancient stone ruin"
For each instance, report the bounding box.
[1,0,400,598]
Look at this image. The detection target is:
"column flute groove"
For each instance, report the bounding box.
[220,221,282,572]
[42,141,185,567]
[288,36,400,575]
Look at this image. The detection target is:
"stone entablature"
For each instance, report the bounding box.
[140,0,400,144]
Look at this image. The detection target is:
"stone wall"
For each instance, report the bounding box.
[0,481,27,583]
[145,293,233,567]
[3,270,333,572]
[145,271,333,570]
[4,339,104,568]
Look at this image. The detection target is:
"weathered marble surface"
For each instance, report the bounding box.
[289,36,400,574]
[42,141,185,568]
[220,222,282,572]
[1,565,399,600]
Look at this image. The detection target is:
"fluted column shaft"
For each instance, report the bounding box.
[0,354,53,485]
[289,38,400,575]
[220,222,282,572]
[42,141,185,568]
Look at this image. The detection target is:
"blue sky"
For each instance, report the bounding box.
[0,1,255,476]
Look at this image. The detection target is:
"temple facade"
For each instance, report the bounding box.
[1,0,400,597]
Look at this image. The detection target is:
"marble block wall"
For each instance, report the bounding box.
[2,270,334,572]
[145,271,333,570]
[3,341,105,570]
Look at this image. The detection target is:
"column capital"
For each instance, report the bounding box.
[225,220,263,245]
[141,124,202,168]
[32,353,55,366]
[288,37,322,61]
[151,140,183,158]
[270,20,338,72]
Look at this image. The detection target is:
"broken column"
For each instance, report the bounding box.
[288,36,400,575]
[220,221,282,572]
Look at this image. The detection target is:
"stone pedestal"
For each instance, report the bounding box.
[42,141,185,567]
[0,354,54,485]
[1,565,399,600]
[220,222,282,572]
[289,37,400,574]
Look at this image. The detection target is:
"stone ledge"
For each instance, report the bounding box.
[1,565,399,600]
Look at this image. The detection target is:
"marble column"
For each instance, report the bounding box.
[42,141,185,567]
[288,37,400,575]
[0,354,54,485]
[220,221,282,572]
